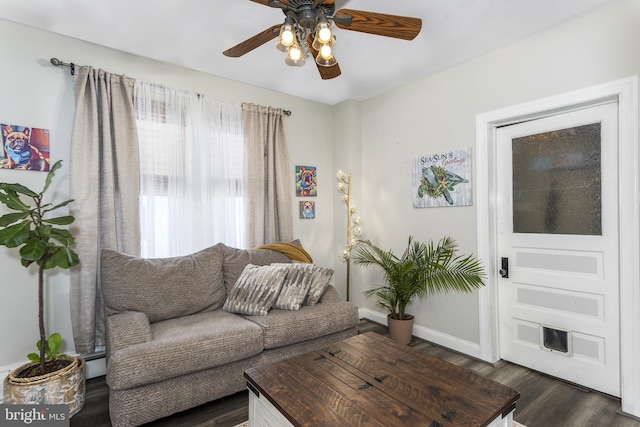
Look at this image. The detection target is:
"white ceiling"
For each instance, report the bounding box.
[0,0,615,105]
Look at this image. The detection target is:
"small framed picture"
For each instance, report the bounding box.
[299,201,315,219]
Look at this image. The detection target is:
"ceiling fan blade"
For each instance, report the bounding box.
[319,62,341,80]
[334,8,422,40]
[307,35,341,80]
[223,24,281,58]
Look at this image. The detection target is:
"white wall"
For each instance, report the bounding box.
[355,0,640,346]
[0,19,334,373]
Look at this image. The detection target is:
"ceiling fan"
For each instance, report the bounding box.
[223,0,422,80]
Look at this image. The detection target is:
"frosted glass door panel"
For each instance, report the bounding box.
[512,123,601,235]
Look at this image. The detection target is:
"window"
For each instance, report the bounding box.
[135,82,244,257]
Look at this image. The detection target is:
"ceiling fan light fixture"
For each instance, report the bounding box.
[316,21,332,44]
[319,44,332,59]
[285,39,306,67]
[315,46,337,67]
[276,21,295,52]
[312,19,335,51]
[224,3,423,79]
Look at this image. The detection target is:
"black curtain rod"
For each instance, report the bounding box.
[49,57,291,116]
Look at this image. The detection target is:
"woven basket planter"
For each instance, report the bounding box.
[3,355,85,417]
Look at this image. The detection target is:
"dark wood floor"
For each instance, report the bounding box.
[71,319,640,427]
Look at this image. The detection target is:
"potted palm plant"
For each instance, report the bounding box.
[0,160,85,416]
[352,236,485,345]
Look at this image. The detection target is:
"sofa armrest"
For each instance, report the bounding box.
[318,285,342,303]
[106,311,152,354]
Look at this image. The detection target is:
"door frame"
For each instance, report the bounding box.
[475,76,640,417]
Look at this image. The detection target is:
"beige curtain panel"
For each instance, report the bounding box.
[69,66,141,355]
[242,103,293,248]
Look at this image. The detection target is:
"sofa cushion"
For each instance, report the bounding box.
[222,244,291,294]
[101,244,226,323]
[304,266,334,306]
[223,264,291,315]
[271,263,315,310]
[244,301,359,349]
[106,310,263,390]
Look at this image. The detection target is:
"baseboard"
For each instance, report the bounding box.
[359,308,481,358]
[617,408,640,422]
[85,355,106,379]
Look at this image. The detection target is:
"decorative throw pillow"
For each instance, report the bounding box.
[272,263,316,310]
[221,245,291,295]
[305,266,335,306]
[223,264,290,315]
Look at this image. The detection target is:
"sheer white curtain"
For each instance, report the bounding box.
[135,82,244,257]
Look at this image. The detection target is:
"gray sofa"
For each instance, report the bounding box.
[101,242,359,427]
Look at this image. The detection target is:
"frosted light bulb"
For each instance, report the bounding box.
[318,25,332,43]
[320,44,332,59]
[281,28,294,46]
[289,46,302,61]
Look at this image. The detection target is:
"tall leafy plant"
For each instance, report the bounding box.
[0,160,79,375]
[352,236,485,320]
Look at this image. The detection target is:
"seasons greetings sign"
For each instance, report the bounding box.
[413,148,472,208]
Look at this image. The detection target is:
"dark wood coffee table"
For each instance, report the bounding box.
[245,332,519,426]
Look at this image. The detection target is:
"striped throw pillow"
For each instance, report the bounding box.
[223,264,290,315]
[272,263,316,310]
[305,266,334,306]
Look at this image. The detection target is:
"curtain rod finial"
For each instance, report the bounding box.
[50,57,75,75]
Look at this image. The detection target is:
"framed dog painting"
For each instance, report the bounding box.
[1,123,50,171]
[295,165,317,197]
[299,201,315,219]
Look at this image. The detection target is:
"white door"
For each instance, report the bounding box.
[497,103,620,397]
